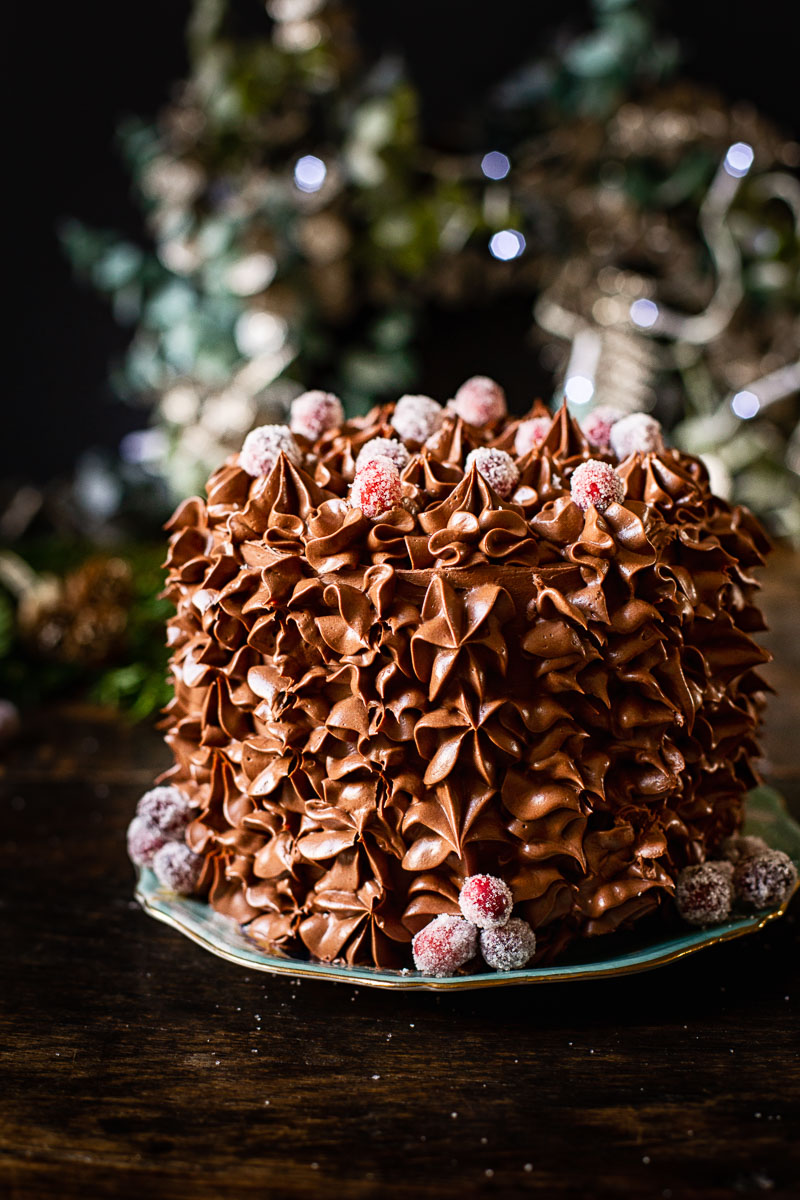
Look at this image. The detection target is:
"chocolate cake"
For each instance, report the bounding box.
[160,382,771,969]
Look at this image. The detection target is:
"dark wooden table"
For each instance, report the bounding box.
[2,554,799,1200]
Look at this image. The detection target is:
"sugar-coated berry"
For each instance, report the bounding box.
[391,394,443,444]
[459,874,513,929]
[480,918,537,971]
[720,833,769,864]
[609,412,664,459]
[675,862,733,926]
[580,405,625,450]
[570,459,624,512]
[355,436,411,475]
[136,785,194,840]
[449,376,507,426]
[412,914,479,977]
[127,815,168,868]
[514,417,551,457]
[289,390,344,441]
[733,850,797,910]
[464,447,519,499]
[240,424,302,476]
[152,841,204,895]
[349,455,402,520]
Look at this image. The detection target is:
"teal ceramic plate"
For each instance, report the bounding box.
[135,786,799,991]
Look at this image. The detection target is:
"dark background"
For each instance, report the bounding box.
[6,0,799,487]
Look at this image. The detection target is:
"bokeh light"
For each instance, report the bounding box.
[294,155,327,193]
[489,229,525,260]
[481,151,511,180]
[564,376,595,405]
[731,390,760,419]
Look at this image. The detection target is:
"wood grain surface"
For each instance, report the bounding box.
[2,552,798,1200]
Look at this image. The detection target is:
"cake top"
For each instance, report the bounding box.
[166,382,769,585]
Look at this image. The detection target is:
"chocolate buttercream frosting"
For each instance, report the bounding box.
[161,400,771,967]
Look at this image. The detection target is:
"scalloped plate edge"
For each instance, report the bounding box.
[135,785,799,992]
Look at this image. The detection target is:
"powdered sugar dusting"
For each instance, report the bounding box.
[465,447,519,498]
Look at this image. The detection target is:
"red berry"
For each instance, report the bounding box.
[127,816,168,868]
[720,834,769,864]
[355,436,411,474]
[240,424,301,476]
[289,390,344,440]
[412,915,478,977]
[391,395,443,443]
[459,874,513,929]
[514,416,551,457]
[464,447,519,499]
[152,842,204,895]
[580,405,624,450]
[349,455,402,520]
[570,459,624,512]
[136,786,194,840]
[609,412,664,459]
[675,863,733,926]
[480,918,537,971]
[449,376,507,425]
[733,850,797,910]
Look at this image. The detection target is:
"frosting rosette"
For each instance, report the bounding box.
[160,395,771,969]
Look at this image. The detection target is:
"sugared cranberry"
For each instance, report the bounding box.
[449,376,507,426]
[580,405,624,450]
[355,436,411,475]
[570,459,624,512]
[391,395,443,444]
[675,862,734,926]
[127,816,168,869]
[240,424,302,476]
[733,850,797,910]
[480,918,537,971]
[152,841,204,895]
[720,834,769,864]
[464,447,519,499]
[514,417,551,457]
[609,412,664,459]
[136,786,194,841]
[412,915,478,977]
[289,390,344,441]
[349,455,402,520]
[459,874,513,929]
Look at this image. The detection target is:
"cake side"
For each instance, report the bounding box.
[160,392,771,967]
